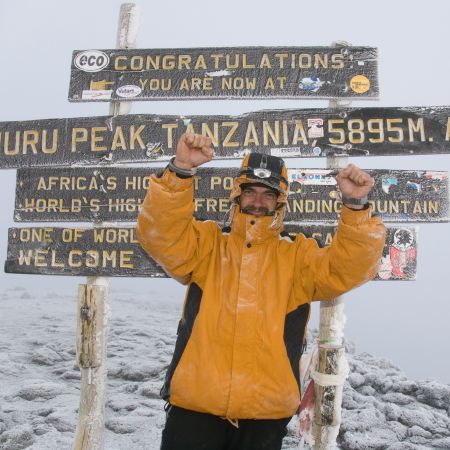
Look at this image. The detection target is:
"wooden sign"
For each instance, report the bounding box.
[5,226,416,280]
[14,167,449,223]
[1,107,449,169]
[68,47,379,101]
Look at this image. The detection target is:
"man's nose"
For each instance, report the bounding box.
[252,193,264,207]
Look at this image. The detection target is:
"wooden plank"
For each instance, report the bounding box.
[4,225,417,280]
[1,107,449,168]
[14,167,449,223]
[68,47,378,101]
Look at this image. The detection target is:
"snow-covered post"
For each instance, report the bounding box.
[73,4,140,450]
[312,41,352,450]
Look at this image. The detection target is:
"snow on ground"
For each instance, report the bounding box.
[0,286,449,450]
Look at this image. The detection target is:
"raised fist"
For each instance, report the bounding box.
[336,164,374,199]
[173,133,214,170]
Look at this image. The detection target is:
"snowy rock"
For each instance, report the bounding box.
[0,425,34,450]
[107,395,139,412]
[383,403,402,421]
[31,347,64,366]
[31,419,51,436]
[35,408,54,417]
[409,435,431,445]
[130,406,156,417]
[432,437,450,448]
[339,427,399,450]
[381,392,414,405]
[61,370,81,380]
[109,363,164,381]
[340,407,385,433]
[385,443,431,450]
[348,372,365,388]
[122,383,139,393]
[395,380,419,396]
[416,380,450,411]
[138,382,162,399]
[15,380,66,401]
[407,425,432,439]
[385,420,408,441]
[357,385,376,397]
[105,417,138,434]
[342,390,360,409]
[397,408,441,432]
[45,414,76,433]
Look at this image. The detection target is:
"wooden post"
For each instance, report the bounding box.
[313,299,348,449]
[74,284,108,450]
[312,41,352,450]
[73,4,140,450]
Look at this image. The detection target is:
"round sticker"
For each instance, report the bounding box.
[350,75,370,94]
[116,85,142,98]
[74,50,109,73]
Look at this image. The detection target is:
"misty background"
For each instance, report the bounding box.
[0,0,449,383]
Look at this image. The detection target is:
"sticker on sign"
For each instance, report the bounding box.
[81,90,112,100]
[74,50,110,73]
[116,85,142,98]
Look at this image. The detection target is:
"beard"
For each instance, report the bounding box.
[240,205,275,216]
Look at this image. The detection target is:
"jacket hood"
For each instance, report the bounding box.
[229,153,289,206]
[228,153,288,231]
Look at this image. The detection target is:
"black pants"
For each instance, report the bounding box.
[160,405,291,450]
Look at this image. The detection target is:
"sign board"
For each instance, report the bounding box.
[68,47,379,101]
[14,167,449,223]
[5,226,416,280]
[1,108,449,169]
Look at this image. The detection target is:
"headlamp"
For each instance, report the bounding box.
[253,168,272,179]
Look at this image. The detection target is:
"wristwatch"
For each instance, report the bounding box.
[341,195,369,206]
[168,157,197,177]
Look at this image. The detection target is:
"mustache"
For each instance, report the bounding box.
[240,206,274,216]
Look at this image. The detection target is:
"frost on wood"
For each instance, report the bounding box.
[73,284,109,450]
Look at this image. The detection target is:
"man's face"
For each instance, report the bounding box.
[240,185,278,216]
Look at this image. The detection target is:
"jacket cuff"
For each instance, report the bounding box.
[340,204,372,225]
[152,167,194,192]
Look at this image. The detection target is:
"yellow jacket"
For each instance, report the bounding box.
[137,169,386,420]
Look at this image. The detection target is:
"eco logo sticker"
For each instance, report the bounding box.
[74,50,110,73]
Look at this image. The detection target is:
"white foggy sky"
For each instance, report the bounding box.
[0,0,449,382]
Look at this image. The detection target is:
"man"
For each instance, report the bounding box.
[137,133,386,450]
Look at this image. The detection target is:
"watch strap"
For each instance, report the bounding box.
[168,157,197,177]
[341,195,369,206]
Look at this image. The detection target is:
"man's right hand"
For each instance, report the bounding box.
[173,133,213,170]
